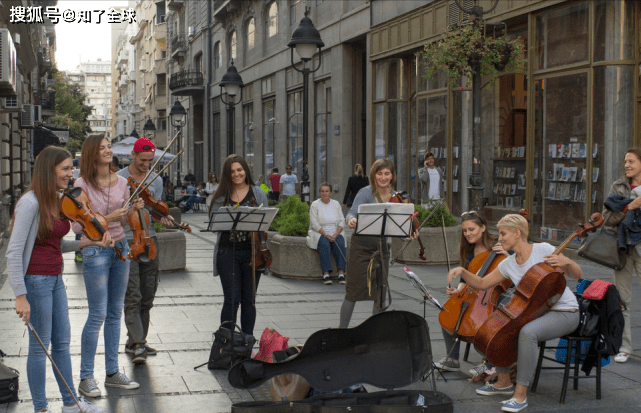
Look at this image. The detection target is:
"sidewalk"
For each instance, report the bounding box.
[1,211,640,413]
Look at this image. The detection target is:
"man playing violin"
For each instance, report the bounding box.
[447,214,581,413]
[117,137,174,364]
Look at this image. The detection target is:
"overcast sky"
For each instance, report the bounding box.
[54,1,130,72]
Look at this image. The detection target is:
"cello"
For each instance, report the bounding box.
[474,213,604,367]
[439,209,529,343]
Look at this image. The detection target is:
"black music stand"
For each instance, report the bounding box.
[194,205,277,370]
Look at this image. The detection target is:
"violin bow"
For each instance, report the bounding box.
[390,199,445,265]
[136,149,183,196]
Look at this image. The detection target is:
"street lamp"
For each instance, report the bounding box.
[220,60,244,155]
[169,98,187,184]
[288,8,324,204]
[129,129,140,139]
[142,118,156,140]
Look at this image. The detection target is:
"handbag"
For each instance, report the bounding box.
[0,350,19,404]
[578,225,626,271]
[255,328,289,363]
[207,322,256,370]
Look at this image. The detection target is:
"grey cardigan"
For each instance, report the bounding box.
[210,186,269,277]
[5,191,80,297]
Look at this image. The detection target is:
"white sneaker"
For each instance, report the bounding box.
[62,396,106,413]
[78,377,101,398]
[614,352,630,363]
[104,372,139,389]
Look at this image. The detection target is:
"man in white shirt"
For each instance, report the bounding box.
[279,165,299,200]
[418,152,443,208]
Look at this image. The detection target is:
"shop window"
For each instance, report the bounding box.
[388,58,407,100]
[374,61,386,101]
[243,103,255,178]
[374,105,385,159]
[315,81,331,187]
[417,96,447,203]
[288,91,303,177]
[593,0,634,63]
[266,2,278,39]
[533,73,588,244]
[535,2,588,71]
[264,99,276,178]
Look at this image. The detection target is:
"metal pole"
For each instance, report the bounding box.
[469,64,484,211]
[301,66,310,204]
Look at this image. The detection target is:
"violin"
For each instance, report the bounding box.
[126,178,157,263]
[439,209,529,342]
[389,191,426,261]
[474,213,604,368]
[59,186,126,261]
[127,176,192,233]
[250,231,272,272]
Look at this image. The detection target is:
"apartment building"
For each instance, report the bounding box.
[67,60,113,137]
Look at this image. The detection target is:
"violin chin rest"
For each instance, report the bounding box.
[228,359,266,389]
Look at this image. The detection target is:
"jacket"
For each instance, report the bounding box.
[210,186,269,277]
[343,175,369,207]
[418,166,444,204]
[307,198,346,249]
[5,191,80,297]
[601,175,630,228]
[603,194,641,250]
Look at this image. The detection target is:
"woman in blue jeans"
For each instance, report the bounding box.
[6,146,110,413]
[73,134,144,398]
[211,154,269,336]
[307,183,347,285]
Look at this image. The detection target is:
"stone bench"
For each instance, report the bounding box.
[155,230,186,272]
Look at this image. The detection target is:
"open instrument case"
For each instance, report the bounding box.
[228,311,453,412]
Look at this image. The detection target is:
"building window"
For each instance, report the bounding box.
[315,81,331,187]
[214,41,221,69]
[156,1,165,24]
[246,17,255,52]
[243,103,255,177]
[157,110,167,131]
[194,53,203,73]
[230,31,237,61]
[288,90,303,178]
[156,73,166,95]
[317,0,324,5]
[290,0,302,26]
[264,99,275,178]
[266,2,278,38]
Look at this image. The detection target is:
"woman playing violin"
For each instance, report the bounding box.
[340,158,417,328]
[73,134,144,397]
[210,154,269,336]
[447,214,581,413]
[435,211,508,375]
[6,146,110,413]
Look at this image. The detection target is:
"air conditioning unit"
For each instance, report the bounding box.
[33,105,42,123]
[188,26,195,38]
[0,28,18,96]
[20,103,34,129]
[2,95,21,112]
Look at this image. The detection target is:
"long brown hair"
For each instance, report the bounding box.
[459,212,495,269]
[31,146,72,239]
[211,154,255,209]
[369,158,396,194]
[79,133,109,191]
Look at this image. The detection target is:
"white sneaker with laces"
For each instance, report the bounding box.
[614,352,630,363]
[62,396,106,413]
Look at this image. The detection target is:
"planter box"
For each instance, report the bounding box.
[168,207,182,225]
[391,225,461,265]
[269,233,351,280]
[155,230,186,272]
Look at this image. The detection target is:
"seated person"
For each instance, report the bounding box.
[183,182,207,213]
[177,181,196,205]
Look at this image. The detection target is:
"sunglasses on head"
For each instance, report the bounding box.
[461,210,479,218]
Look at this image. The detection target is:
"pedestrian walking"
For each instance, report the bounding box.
[342,164,368,208]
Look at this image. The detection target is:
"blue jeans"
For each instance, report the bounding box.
[25,274,78,411]
[185,195,204,210]
[80,240,130,378]
[216,246,261,335]
[317,235,347,274]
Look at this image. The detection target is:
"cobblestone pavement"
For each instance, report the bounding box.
[1,212,640,412]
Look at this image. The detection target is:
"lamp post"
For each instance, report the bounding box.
[142,118,156,140]
[129,129,140,139]
[220,60,244,155]
[288,8,324,204]
[169,98,187,184]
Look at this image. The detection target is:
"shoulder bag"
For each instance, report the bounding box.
[578,225,626,271]
[207,322,256,370]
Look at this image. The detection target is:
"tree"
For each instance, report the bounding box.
[51,69,93,155]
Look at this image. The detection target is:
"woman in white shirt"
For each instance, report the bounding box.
[447,214,581,413]
[205,172,219,209]
[307,183,347,285]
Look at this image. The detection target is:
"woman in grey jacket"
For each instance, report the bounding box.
[210,154,269,336]
[6,146,111,413]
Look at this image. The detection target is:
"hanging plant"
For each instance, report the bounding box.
[419,23,526,88]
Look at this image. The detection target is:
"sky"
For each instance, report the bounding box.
[54,1,130,72]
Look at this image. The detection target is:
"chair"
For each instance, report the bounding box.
[530,333,602,404]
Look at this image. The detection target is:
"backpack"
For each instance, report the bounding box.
[0,350,19,404]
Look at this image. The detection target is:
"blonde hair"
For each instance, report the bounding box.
[497,214,529,240]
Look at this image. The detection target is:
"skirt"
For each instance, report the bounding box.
[345,235,389,303]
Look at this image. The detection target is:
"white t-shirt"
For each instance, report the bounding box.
[631,186,641,199]
[497,242,578,311]
[427,168,441,200]
[280,173,299,196]
[317,201,337,235]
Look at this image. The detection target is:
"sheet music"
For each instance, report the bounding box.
[355,202,414,237]
[208,206,278,232]
[402,265,444,311]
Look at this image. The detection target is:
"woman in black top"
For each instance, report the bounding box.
[342,164,369,208]
[210,154,269,335]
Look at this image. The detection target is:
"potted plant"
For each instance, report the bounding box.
[391,203,461,265]
[419,23,526,87]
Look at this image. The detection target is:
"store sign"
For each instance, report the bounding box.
[53,130,70,143]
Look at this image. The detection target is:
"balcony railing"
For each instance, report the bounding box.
[170,34,186,54]
[40,92,55,110]
[169,70,204,92]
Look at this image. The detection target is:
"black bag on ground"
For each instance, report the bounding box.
[208,322,256,370]
[0,350,19,404]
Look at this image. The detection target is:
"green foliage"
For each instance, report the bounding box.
[420,23,526,87]
[268,199,280,206]
[165,201,174,208]
[51,69,91,151]
[269,196,309,236]
[154,222,164,233]
[414,203,458,227]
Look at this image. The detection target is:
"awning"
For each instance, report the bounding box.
[34,126,62,157]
